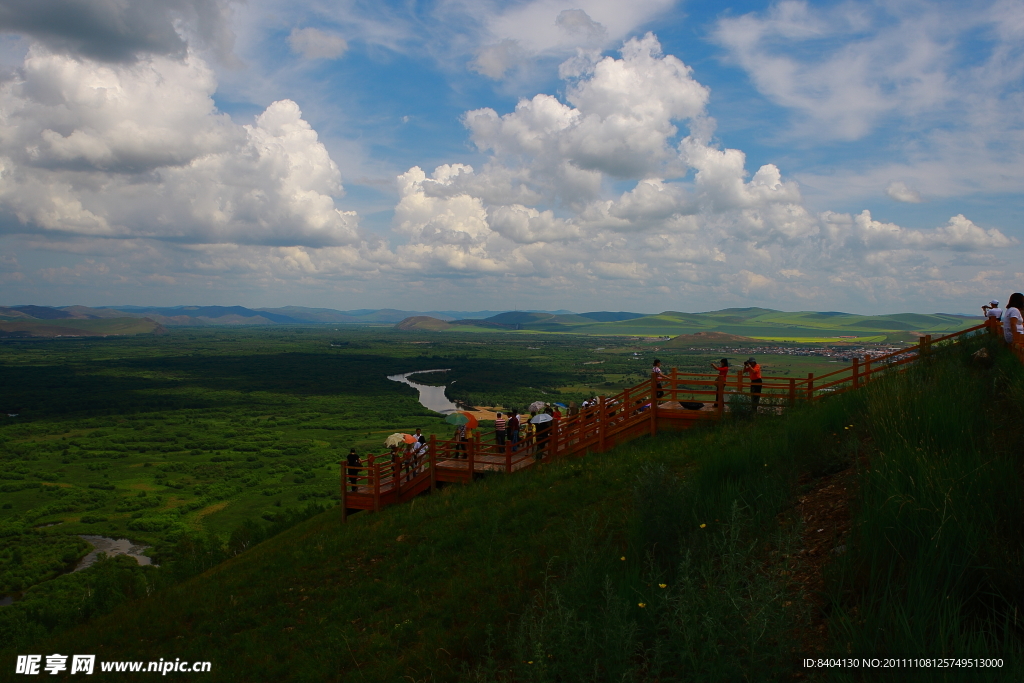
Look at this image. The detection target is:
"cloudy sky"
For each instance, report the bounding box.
[0,0,1021,314]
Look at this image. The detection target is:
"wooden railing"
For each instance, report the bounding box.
[342,318,1005,518]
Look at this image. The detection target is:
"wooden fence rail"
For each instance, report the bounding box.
[342,318,1005,519]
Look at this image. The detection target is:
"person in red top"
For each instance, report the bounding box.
[744,357,763,411]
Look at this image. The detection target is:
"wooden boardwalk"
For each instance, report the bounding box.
[342,319,1003,519]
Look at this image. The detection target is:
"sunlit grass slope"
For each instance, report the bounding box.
[482,308,978,341]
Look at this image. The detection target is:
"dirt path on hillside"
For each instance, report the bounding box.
[785,465,858,656]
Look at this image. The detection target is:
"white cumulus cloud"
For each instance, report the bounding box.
[0,45,361,247]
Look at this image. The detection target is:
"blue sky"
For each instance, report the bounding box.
[0,0,1021,314]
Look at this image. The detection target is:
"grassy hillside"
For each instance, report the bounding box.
[0,318,163,338]
[5,331,1020,681]
[419,308,979,342]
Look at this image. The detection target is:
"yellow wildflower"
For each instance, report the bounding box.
[638,603,646,608]
[659,583,667,589]
[700,523,706,528]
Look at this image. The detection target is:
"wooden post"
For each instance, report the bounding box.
[864,357,872,384]
[598,396,607,452]
[919,334,932,357]
[372,464,381,513]
[852,357,860,390]
[552,420,561,459]
[467,434,475,480]
[429,435,436,491]
[670,367,677,403]
[394,456,402,497]
[806,373,815,401]
[649,376,658,436]
[505,439,512,474]
[340,459,347,523]
[715,376,725,419]
[789,378,796,407]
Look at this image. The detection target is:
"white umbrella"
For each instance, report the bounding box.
[530,413,553,424]
[528,400,546,412]
[384,433,407,448]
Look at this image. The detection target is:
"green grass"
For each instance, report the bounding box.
[2,365,870,681]
[753,335,888,343]
[823,336,1024,681]
[480,309,977,342]
[3,328,1018,682]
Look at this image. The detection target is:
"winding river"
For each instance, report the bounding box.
[387,369,459,414]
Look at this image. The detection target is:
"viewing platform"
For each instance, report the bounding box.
[342,318,1001,519]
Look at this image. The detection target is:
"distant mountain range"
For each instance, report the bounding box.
[0,304,581,327]
[0,304,981,343]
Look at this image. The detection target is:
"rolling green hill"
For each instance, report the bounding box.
[440,307,980,343]
[0,318,165,338]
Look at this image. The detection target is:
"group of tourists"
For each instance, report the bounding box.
[345,428,430,491]
[653,356,764,410]
[983,294,1024,344]
[491,403,570,460]
[345,355,773,491]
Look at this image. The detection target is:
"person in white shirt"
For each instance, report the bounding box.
[982,299,1003,320]
[1002,293,1024,344]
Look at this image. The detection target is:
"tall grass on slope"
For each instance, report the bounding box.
[826,337,1024,680]
[471,381,870,682]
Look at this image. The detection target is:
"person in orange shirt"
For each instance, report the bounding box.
[743,357,763,411]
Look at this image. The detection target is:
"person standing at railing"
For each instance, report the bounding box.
[455,424,468,458]
[535,407,553,460]
[390,446,402,483]
[494,412,506,447]
[1002,293,1024,344]
[652,358,665,398]
[983,299,1003,321]
[743,358,763,411]
[346,448,361,492]
[411,435,427,478]
[711,358,729,408]
[507,409,520,451]
[524,412,537,455]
